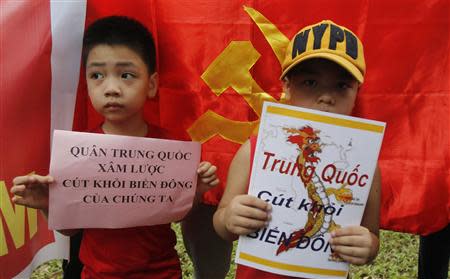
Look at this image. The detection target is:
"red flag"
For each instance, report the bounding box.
[149,0,450,235]
[0,1,55,278]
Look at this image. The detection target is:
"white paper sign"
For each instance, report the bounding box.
[49,130,201,229]
[235,102,386,278]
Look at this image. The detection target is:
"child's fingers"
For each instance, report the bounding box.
[197,161,211,174]
[200,175,218,184]
[10,185,26,196]
[12,175,33,185]
[208,178,219,186]
[234,216,267,230]
[329,235,368,247]
[331,244,367,258]
[11,195,27,206]
[199,165,217,177]
[236,204,270,221]
[331,225,368,237]
[11,195,40,209]
[12,174,54,186]
[30,174,54,184]
[229,225,260,236]
[227,214,269,235]
[240,195,272,212]
[334,253,366,265]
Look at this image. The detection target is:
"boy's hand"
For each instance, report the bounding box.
[329,225,379,265]
[196,161,219,197]
[224,194,271,236]
[10,174,53,210]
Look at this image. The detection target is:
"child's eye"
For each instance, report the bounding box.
[90,72,104,80]
[338,82,351,90]
[303,80,317,87]
[121,73,136,79]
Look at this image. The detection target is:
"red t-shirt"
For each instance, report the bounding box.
[235,136,302,279]
[79,125,181,279]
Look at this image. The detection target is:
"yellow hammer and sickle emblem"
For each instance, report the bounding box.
[187,6,289,144]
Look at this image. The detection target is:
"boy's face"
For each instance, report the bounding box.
[283,59,359,115]
[86,44,157,124]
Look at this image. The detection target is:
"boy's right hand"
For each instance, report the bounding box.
[223,194,272,236]
[10,174,53,210]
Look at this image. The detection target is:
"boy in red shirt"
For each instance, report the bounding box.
[11,16,218,278]
[213,20,381,278]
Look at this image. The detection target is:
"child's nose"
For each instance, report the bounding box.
[317,91,335,105]
[103,78,121,97]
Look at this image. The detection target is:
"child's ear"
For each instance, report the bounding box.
[350,84,362,112]
[282,77,291,102]
[147,72,158,98]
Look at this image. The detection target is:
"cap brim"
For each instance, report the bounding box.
[280,52,364,83]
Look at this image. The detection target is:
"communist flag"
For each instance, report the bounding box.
[1,1,63,278]
[148,0,450,235]
[1,0,449,278]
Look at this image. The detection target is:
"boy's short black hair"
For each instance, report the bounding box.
[82,16,156,73]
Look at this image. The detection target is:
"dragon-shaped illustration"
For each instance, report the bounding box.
[276,126,354,257]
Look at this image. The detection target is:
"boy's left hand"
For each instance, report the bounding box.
[196,161,219,198]
[329,225,379,265]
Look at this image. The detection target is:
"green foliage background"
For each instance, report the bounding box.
[30,227,433,279]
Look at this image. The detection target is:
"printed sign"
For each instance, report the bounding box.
[48,130,200,229]
[236,102,385,278]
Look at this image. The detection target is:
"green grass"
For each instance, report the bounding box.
[31,228,429,279]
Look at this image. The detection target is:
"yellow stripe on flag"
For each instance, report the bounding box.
[239,252,348,276]
[267,106,384,133]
